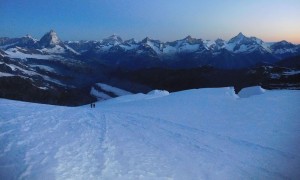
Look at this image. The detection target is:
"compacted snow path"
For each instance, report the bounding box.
[0,87,300,179]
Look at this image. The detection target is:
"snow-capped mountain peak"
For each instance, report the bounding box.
[109,34,122,40]
[237,32,245,37]
[141,37,152,43]
[181,35,202,44]
[273,40,295,48]
[183,35,193,41]
[48,30,60,44]
[278,40,291,45]
[102,35,123,45]
[39,30,61,48]
[270,40,299,57]
[224,32,273,54]
[228,32,247,44]
[1,30,299,69]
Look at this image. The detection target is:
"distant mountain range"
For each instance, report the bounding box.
[0,30,299,105]
[1,30,300,69]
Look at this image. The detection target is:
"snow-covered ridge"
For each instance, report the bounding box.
[147,89,170,96]
[90,83,132,100]
[96,83,132,96]
[1,31,299,58]
[0,60,66,86]
[62,32,298,55]
[5,47,55,60]
[0,72,14,77]
[0,87,299,179]
[238,86,266,98]
[1,31,299,70]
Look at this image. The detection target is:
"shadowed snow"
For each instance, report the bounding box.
[0,87,299,179]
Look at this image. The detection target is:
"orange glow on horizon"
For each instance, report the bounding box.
[263,36,300,44]
[253,32,300,45]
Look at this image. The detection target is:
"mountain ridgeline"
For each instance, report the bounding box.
[0,30,299,105]
[1,30,300,69]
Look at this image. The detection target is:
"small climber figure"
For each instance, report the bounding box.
[90,103,92,108]
[93,103,95,108]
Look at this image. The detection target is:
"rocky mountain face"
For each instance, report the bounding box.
[39,30,62,48]
[0,30,299,105]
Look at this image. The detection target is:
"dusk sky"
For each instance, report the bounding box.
[1,0,299,43]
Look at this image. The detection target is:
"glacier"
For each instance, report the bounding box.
[0,87,299,179]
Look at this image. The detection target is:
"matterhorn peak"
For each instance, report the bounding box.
[39,30,61,48]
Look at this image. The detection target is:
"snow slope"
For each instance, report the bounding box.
[90,83,132,100]
[5,48,54,60]
[0,87,299,179]
[95,83,132,96]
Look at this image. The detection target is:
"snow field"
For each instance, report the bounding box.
[0,87,299,179]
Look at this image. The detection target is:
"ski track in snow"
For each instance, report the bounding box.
[0,87,300,179]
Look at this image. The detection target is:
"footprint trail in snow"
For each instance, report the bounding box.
[0,87,299,179]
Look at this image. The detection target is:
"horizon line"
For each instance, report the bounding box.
[1,30,299,45]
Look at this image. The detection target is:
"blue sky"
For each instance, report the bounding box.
[0,0,299,43]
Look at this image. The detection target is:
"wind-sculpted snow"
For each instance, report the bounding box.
[147,90,170,96]
[238,86,266,98]
[0,87,299,179]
